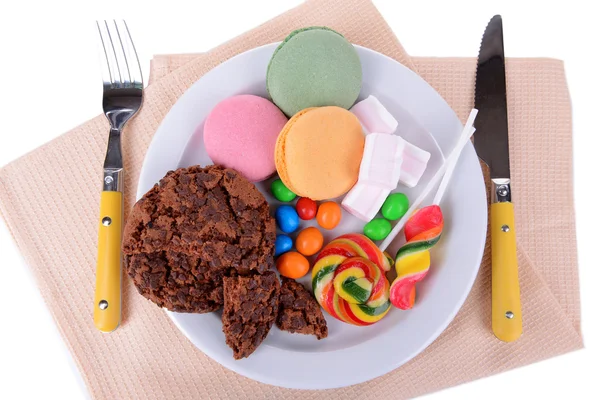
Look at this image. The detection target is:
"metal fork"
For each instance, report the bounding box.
[93,20,143,333]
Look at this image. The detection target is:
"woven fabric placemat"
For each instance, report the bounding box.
[0,0,582,398]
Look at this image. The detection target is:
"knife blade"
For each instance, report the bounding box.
[474,15,510,180]
[474,15,523,342]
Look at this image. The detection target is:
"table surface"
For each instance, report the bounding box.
[0,1,598,399]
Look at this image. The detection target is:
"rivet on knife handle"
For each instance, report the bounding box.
[93,190,123,332]
[490,180,522,342]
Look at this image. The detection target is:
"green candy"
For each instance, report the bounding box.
[271,179,297,202]
[381,193,409,221]
[363,218,392,241]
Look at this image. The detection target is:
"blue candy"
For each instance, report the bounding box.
[274,234,293,257]
[275,205,300,233]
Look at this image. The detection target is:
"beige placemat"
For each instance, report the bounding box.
[0,0,582,399]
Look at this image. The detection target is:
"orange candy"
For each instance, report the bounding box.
[295,227,324,256]
[276,251,310,279]
[316,201,342,230]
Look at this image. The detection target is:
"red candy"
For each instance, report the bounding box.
[296,197,317,220]
[404,205,444,241]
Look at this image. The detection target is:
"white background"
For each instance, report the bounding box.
[0,0,598,398]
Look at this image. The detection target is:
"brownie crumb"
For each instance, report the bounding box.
[122,165,276,313]
[222,272,280,359]
[276,277,328,339]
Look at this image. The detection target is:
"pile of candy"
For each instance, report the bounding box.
[363,192,409,241]
[198,25,454,329]
[271,178,343,279]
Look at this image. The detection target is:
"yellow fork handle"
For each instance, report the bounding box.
[93,191,123,332]
[491,202,523,342]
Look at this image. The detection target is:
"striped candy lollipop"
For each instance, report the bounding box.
[312,233,392,326]
[389,205,444,310]
[382,110,477,310]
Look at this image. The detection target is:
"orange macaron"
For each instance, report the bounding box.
[275,106,365,200]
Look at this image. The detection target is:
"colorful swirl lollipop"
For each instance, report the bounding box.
[389,205,444,310]
[312,234,392,326]
[382,109,477,310]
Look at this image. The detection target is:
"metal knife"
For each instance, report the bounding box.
[474,15,523,342]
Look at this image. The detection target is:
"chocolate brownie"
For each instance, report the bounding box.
[122,165,276,312]
[222,271,280,359]
[276,277,328,339]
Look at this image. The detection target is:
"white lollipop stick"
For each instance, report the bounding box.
[379,109,478,251]
[432,111,479,205]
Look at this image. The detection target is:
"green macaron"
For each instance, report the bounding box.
[267,27,362,117]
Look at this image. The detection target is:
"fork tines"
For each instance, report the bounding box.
[96,20,143,90]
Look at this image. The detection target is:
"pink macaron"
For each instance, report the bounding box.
[203,94,288,182]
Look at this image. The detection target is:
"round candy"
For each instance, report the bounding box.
[274,234,293,257]
[271,179,297,202]
[316,201,342,230]
[276,251,310,279]
[295,227,324,256]
[363,218,392,241]
[381,193,409,221]
[296,197,317,220]
[275,205,300,233]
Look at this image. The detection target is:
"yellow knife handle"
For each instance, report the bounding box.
[93,191,123,332]
[491,201,522,342]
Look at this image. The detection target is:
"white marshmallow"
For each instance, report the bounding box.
[350,95,398,134]
[398,140,431,188]
[341,126,431,222]
[358,133,404,190]
[342,182,391,222]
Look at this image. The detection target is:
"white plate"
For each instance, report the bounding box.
[137,43,487,389]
